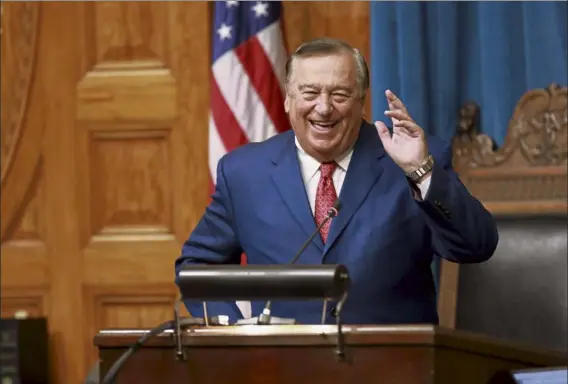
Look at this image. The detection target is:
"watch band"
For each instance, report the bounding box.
[406,155,434,183]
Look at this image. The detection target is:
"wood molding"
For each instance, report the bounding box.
[1,285,49,318]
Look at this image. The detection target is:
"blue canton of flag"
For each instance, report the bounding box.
[212,1,282,62]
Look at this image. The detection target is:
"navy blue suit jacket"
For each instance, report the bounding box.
[175,121,498,325]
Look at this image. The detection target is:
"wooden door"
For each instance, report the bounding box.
[1,2,210,383]
[1,2,369,383]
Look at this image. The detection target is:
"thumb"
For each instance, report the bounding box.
[375,120,392,147]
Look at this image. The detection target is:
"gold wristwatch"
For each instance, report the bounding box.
[406,155,434,183]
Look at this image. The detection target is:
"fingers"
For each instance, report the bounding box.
[393,120,422,137]
[384,108,421,136]
[393,125,413,137]
[382,90,422,140]
[385,89,407,113]
[384,109,414,123]
[375,120,393,148]
[375,120,390,137]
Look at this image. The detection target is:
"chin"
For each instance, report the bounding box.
[308,135,337,150]
[308,140,340,159]
[307,126,339,141]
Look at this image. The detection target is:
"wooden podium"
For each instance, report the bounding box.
[95,324,567,384]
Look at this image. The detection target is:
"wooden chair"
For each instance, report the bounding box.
[437,84,567,349]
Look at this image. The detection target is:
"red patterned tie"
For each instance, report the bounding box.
[315,162,338,243]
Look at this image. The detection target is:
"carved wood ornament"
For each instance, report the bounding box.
[0,2,40,183]
[0,3,43,242]
[452,84,567,214]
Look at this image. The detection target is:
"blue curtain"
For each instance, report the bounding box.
[370,1,567,296]
[370,1,567,146]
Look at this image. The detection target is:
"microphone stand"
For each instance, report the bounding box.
[235,201,341,326]
[334,291,348,360]
[174,297,185,361]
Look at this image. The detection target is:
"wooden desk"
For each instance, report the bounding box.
[95,324,567,384]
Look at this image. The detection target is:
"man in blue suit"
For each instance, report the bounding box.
[175,38,498,325]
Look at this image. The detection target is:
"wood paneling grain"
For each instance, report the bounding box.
[90,2,169,64]
[0,2,40,183]
[1,287,48,318]
[0,2,44,242]
[76,66,177,122]
[83,284,181,369]
[83,241,182,284]
[40,2,86,382]
[2,160,45,244]
[0,245,48,287]
[89,132,173,234]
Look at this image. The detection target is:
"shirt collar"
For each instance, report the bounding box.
[294,136,353,181]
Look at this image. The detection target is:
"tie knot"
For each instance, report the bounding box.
[320,162,337,178]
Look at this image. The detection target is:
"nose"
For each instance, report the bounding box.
[314,94,333,116]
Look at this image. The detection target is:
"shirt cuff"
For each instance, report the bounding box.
[415,174,432,200]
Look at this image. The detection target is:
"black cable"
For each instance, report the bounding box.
[101,319,175,384]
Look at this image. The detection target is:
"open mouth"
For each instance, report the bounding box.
[309,120,338,132]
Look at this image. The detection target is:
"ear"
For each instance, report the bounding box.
[284,94,290,113]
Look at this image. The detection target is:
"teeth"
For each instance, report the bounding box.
[312,122,334,127]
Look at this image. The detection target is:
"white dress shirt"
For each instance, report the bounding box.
[294,137,431,212]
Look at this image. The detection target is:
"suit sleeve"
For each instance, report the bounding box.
[175,155,244,322]
[416,142,499,263]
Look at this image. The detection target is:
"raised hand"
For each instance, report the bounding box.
[375,89,429,174]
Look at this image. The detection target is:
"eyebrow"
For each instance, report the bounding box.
[298,84,353,93]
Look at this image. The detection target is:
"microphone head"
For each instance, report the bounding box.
[327,199,341,217]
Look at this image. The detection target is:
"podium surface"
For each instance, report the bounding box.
[95,324,567,384]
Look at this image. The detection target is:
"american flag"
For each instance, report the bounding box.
[209,1,290,317]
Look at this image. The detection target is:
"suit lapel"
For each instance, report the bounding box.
[323,122,387,259]
[270,133,325,252]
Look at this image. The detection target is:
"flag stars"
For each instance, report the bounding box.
[217,23,232,40]
[252,1,268,18]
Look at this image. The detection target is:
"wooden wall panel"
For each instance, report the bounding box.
[1,2,371,383]
[97,296,174,329]
[83,284,180,366]
[75,1,211,379]
[0,1,48,331]
[0,2,43,241]
[9,171,45,241]
[86,130,175,238]
[283,2,370,58]
[1,287,49,319]
[0,2,40,183]
[1,165,47,287]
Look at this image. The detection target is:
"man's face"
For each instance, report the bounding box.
[285,52,364,162]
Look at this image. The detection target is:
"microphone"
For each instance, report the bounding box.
[257,199,341,325]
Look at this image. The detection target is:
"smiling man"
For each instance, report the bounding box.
[175,37,499,325]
